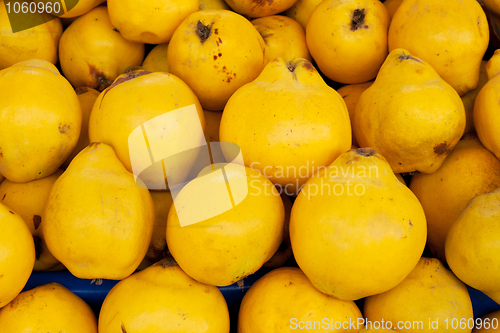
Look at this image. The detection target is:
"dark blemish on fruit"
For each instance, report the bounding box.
[218,37,222,44]
[434,142,448,155]
[75,87,89,95]
[1,194,5,200]
[409,220,413,226]
[302,61,314,71]
[59,124,69,134]
[213,55,217,60]
[99,70,152,108]
[113,28,119,33]
[196,20,211,43]
[121,324,127,333]
[398,52,413,61]
[88,65,113,91]
[218,53,222,57]
[351,9,367,31]
[356,148,376,157]
[8,210,13,214]
[33,215,42,230]
[214,28,219,35]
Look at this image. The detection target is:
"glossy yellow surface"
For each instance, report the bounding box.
[99,259,229,333]
[238,267,363,333]
[410,133,500,261]
[220,58,351,195]
[107,0,198,44]
[42,143,155,280]
[0,1,62,70]
[63,87,100,168]
[290,149,427,300]
[59,7,145,91]
[142,43,169,73]
[354,48,465,174]
[0,202,35,308]
[446,188,500,304]
[252,15,312,62]
[0,283,97,332]
[88,70,205,188]
[224,0,297,18]
[0,170,64,271]
[284,0,323,29]
[167,10,269,110]
[307,0,390,84]
[167,164,284,286]
[389,0,489,96]
[364,258,473,333]
[0,59,81,182]
[337,81,373,146]
[474,72,500,160]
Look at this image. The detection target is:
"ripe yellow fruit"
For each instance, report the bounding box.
[474,72,500,160]
[337,81,373,146]
[284,0,322,29]
[410,133,500,261]
[11,57,59,73]
[99,258,229,333]
[238,267,363,333]
[486,49,500,80]
[224,0,298,18]
[383,0,402,20]
[0,1,62,70]
[146,190,173,263]
[290,148,427,300]
[0,170,64,271]
[42,143,155,280]
[107,0,199,44]
[0,283,97,332]
[0,202,35,308]
[167,163,284,286]
[306,0,390,84]
[446,188,500,304]
[353,48,465,174]
[220,58,351,195]
[252,15,312,62]
[88,70,205,189]
[142,43,169,73]
[0,59,81,183]
[167,10,269,111]
[59,7,145,91]
[462,61,488,134]
[472,310,500,333]
[388,0,489,96]
[60,0,106,18]
[263,193,293,268]
[364,258,473,333]
[199,0,231,10]
[62,87,100,168]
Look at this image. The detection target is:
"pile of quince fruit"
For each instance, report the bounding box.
[1,0,500,332]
